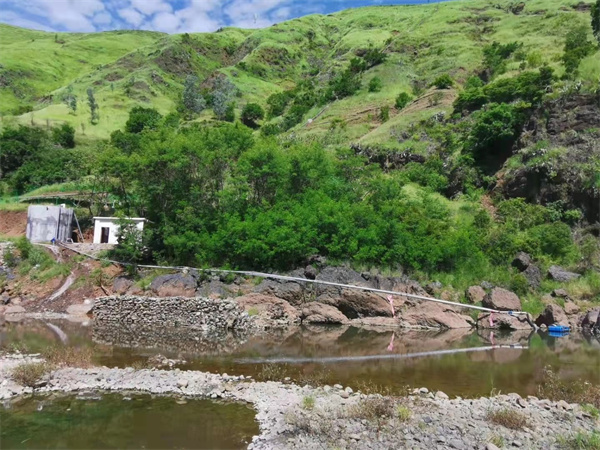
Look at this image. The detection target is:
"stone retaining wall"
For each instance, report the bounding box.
[92,295,253,332]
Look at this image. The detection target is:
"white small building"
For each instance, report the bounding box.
[93,217,146,244]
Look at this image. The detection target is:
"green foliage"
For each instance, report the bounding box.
[362,47,387,69]
[395,92,411,109]
[52,123,75,148]
[368,76,383,92]
[212,77,237,121]
[482,41,522,77]
[15,236,32,259]
[86,88,99,124]
[593,0,600,45]
[182,75,206,117]
[266,91,292,118]
[125,107,162,134]
[432,73,453,89]
[110,218,146,274]
[467,103,525,166]
[562,26,595,75]
[241,103,265,128]
[379,105,390,122]
[324,69,362,101]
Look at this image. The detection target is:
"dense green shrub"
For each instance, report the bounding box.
[266,91,293,118]
[52,123,75,148]
[125,107,162,133]
[241,103,265,128]
[562,25,595,75]
[482,41,522,76]
[395,92,412,109]
[368,77,383,92]
[432,74,453,89]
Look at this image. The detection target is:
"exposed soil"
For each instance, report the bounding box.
[0,211,26,237]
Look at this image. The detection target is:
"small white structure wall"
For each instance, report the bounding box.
[93,217,145,244]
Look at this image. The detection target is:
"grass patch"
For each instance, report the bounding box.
[302,395,315,410]
[247,307,259,317]
[11,361,51,387]
[581,404,600,420]
[258,363,287,382]
[486,408,530,430]
[396,404,412,422]
[41,345,94,368]
[349,396,395,422]
[558,431,600,450]
[538,367,600,409]
[489,434,506,448]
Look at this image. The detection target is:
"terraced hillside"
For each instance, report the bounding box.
[0,0,598,143]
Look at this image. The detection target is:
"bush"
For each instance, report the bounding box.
[538,366,600,408]
[482,41,522,76]
[379,105,390,122]
[15,235,33,259]
[266,91,292,118]
[486,408,530,430]
[125,107,162,133]
[562,25,595,75]
[395,92,411,109]
[432,73,453,89]
[368,76,383,92]
[11,362,50,387]
[241,103,265,128]
[52,123,75,148]
[362,47,387,69]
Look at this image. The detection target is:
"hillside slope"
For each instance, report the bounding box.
[0,0,598,143]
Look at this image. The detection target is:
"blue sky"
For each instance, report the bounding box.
[0,0,447,34]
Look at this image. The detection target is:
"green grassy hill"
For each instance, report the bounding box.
[1,0,598,142]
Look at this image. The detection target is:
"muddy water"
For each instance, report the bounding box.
[2,319,599,397]
[0,394,258,449]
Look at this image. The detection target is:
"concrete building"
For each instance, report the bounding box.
[26,205,74,243]
[93,217,146,244]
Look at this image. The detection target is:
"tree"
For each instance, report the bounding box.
[432,74,454,89]
[52,123,75,148]
[182,75,206,116]
[395,92,412,109]
[592,0,600,45]
[86,88,99,124]
[110,218,146,275]
[63,94,77,114]
[241,103,265,128]
[125,107,162,133]
[562,26,594,74]
[368,77,383,92]
[212,77,237,121]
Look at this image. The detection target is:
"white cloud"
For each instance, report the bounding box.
[151,11,180,33]
[93,11,113,25]
[131,0,172,16]
[117,7,144,26]
[0,9,54,31]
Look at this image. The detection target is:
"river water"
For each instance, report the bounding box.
[0,393,258,449]
[2,319,599,398]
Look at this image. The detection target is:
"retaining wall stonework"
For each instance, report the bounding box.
[92,295,253,332]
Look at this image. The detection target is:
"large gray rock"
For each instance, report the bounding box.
[580,308,600,328]
[465,285,486,304]
[151,273,197,297]
[197,280,232,299]
[535,304,569,327]
[236,293,300,328]
[523,265,542,288]
[301,302,349,324]
[254,279,305,306]
[400,301,474,329]
[477,312,532,330]
[482,288,521,311]
[512,252,532,271]
[547,266,581,282]
[113,277,133,295]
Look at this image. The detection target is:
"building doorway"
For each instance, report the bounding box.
[100,227,110,244]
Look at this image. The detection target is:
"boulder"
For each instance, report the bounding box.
[466,285,486,304]
[236,293,300,327]
[66,302,94,316]
[5,305,25,314]
[482,288,521,311]
[425,281,443,295]
[535,304,569,327]
[316,266,367,286]
[113,277,134,295]
[301,302,349,324]
[547,266,581,282]
[318,288,392,318]
[523,265,542,288]
[512,252,532,271]
[551,289,569,298]
[197,280,232,299]
[400,301,474,329]
[254,279,305,306]
[150,273,197,297]
[580,308,600,328]
[304,265,318,280]
[564,301,580,316]
[477,312,532,330]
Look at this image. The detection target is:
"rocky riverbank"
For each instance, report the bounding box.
[1,355,598,449]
